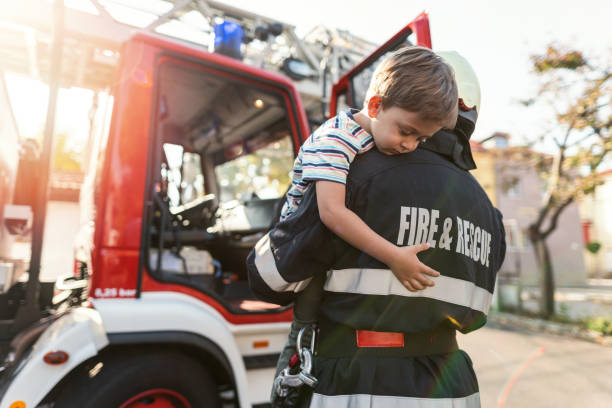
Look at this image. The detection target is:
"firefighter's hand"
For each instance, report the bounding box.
[388,243,440,292]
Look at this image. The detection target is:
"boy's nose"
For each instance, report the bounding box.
[401,140,418,152]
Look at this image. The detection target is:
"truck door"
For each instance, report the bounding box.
[131,34,307,322]
[329,12,432,116]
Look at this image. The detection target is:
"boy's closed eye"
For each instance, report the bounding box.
[399,127,429,144]
[398,125,414,137]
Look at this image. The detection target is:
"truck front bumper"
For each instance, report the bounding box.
[0,307,108,408]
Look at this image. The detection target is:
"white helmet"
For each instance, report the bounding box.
[419,50,480,170]
[437,51,481,112]
[437,51,481,138]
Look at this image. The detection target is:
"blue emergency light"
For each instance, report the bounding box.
[213,21,244,60]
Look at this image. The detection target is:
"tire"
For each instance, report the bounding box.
[53,349,220,408]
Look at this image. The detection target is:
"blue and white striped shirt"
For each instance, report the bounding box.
[280,110,374,221]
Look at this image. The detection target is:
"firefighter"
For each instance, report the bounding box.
[248,51,506,408]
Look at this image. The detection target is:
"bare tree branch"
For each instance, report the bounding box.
[590,149,610,172]
[533,187,556,232]
[560,120,576,148]
[542,196,575,238]
[567,129,598,148]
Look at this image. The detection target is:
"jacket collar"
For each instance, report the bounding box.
[419,116,477,171]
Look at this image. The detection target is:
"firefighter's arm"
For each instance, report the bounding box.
[316,180,439,292]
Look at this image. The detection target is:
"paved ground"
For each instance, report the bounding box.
[459,325,612,407]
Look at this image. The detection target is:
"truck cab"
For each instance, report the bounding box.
[81,31,308,317]
[0,12,432,408]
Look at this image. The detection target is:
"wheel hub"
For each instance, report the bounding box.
[119,388,192,408]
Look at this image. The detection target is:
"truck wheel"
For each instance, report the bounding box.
[53,350,220,408]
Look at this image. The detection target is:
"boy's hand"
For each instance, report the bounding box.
[313,181,439,292]
[388,243,440,292]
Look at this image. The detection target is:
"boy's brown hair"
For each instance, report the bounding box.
[365,46,458,129]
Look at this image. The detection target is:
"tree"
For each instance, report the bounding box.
[522,46,611,318]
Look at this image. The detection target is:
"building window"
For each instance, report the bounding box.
[503,219,524,251]
[502,176,521,198]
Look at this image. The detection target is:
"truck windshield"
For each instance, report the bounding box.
[214,133,293,203]
[162,143,207,211]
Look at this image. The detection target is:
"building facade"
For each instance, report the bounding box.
[471,136,588,289]
[579,170,612,278]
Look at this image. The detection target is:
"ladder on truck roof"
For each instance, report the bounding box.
[0,0,379,118]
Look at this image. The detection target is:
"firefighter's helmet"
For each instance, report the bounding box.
[437,50,481,138]
[419,50,481,170]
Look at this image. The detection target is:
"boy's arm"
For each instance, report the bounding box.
[316,181,439,292]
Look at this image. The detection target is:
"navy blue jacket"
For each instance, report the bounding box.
[248,146,505,334]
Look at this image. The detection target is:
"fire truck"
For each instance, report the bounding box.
[0,12,432,408]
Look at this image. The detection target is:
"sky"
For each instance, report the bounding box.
[220,0,612,144]
[4,0,612,150]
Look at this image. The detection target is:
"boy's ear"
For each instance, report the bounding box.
[367,96,382,118]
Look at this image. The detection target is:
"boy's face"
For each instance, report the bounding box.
[368,97,442,156]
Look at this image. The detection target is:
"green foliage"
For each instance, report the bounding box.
[583,316,612,336]
[526,45,612,223]
[585,241,602,254]
[547,312,612,336]
[532,46,587,73]
[551,303,573,323]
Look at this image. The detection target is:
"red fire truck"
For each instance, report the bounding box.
[0,13,431,408]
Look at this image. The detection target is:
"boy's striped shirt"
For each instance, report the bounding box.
[280,109,374,220]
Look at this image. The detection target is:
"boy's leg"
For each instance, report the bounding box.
[293,272,326,323]
[275,272,326,376]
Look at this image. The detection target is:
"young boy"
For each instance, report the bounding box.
[274,46,458,385]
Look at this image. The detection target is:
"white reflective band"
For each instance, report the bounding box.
[324,269,492,314]
[310,392,481,408]
[254,233,311,293]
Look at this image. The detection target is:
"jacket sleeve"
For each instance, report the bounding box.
[247,187,336,305]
